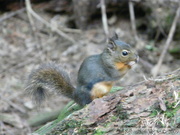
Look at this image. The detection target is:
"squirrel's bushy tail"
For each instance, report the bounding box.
[25,62,75,105]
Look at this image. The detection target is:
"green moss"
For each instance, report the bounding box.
[169,47,180,54]
[93,129,106,135]
[46,119,91,134]
[110,86,124,93]
[115,104,128,120]
[58,120,81,132]
[111,115,118,122]
[77,126,90,134]
[102,122,110,128]
[164,103,180,118]
[156,121,166,128]
[145,41,158,52]
[150,101,180,119]
[66,120,81,128]
[149,109,159,117]
[124,118,139,127]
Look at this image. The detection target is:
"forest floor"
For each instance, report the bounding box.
[0,2,179,135]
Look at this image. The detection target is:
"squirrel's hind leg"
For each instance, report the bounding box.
[73,86,92,106]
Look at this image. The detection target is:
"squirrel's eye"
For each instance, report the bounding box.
[122,50,129,56]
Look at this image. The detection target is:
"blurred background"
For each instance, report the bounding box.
[0,0,179,134]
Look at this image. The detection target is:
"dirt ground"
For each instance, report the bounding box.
[0,2,179,135]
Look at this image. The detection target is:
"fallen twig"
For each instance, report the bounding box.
[25,0,75,43]
[0,36,59,74]
[153,2,167,44]
[0,8,26,23]
[26,1,36,32]
[0,113,23,128]
[50,16,82,34]
[0,53,40,74]
[25,0,42,48]
[129,0,139,41]
[0,95,26,113]
[100,0,109,39]
[0,121,14,135]
[152,4,180,77]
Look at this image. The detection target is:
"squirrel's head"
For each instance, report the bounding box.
[105,33,138,67]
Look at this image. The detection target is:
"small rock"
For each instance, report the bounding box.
[24,101,34,110]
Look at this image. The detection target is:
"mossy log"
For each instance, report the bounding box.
[36,68,180,135]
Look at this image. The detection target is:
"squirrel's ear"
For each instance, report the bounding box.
[111,32,119,40]
[107,38,117,51]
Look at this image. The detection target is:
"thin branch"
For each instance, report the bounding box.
[25,0,75,43]
[0,121,14,135]
[0,8,26,22]
[0,95,26,113]
[129,0,139,41]
[50,16,82,34]
[0,8,26,23]
[25,0,42,48]
[153,5,180,77]
[100,0,109,39]
[26,0,36,33]
[154,2,167,44]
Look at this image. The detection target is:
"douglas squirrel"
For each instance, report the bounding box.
[26,34,138,106]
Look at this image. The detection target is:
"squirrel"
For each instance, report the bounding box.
[25,34,138,106]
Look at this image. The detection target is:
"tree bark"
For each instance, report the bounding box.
[40,68,180,134]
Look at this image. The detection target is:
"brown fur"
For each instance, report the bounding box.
[115,62,131,72]
[91,81,114,99]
